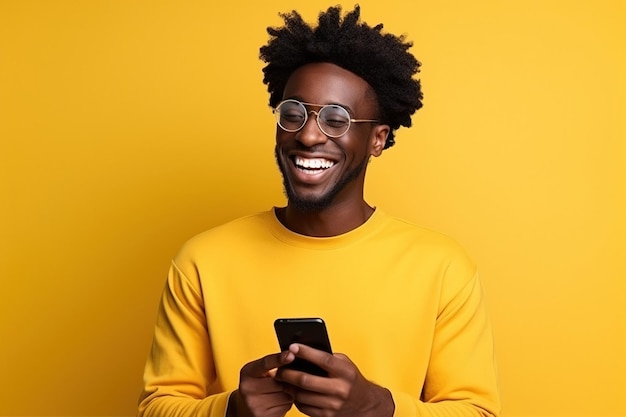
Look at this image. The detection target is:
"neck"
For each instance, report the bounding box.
[276,200,375,237]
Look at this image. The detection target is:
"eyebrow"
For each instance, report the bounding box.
[285,96,356,116]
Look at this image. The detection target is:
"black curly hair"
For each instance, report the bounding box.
[259,4,423,149]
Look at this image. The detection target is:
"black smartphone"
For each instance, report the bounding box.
[274,317,333,376]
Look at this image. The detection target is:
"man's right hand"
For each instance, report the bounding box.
[227,351,296,417]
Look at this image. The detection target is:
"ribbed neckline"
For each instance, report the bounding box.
[264,207,387,250]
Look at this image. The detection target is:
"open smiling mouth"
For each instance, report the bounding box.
[293,156,336,174]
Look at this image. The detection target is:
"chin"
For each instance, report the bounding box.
[289,196,334,212]
[284,185,336,212]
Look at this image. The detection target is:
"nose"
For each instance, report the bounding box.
[295,110,329,147]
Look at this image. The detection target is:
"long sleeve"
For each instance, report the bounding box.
[391,270,500,417]
[137,210,500,417]
[138,261,230,417]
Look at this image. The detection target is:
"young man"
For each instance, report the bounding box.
[138,6,500,417]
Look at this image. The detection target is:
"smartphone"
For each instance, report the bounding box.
[274,317,333,376]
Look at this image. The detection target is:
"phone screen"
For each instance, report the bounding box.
[274,317,332,376]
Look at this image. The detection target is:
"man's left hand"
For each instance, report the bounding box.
[275,344,395,417]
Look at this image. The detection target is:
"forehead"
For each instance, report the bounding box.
[282,63,373,109]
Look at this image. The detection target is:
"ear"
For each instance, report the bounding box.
[369,124,390,157]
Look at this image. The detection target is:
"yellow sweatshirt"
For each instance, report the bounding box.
[138,209,500,417]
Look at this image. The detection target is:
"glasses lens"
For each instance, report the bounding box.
[276,100,306,132]
[318,105,351,137]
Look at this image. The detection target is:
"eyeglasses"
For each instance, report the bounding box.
[273,99,379,138]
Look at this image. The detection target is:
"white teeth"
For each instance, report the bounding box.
[294,157,335,170]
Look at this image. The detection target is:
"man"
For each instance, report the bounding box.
[138,5,500,417]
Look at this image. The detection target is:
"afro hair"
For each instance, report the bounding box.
[259,4,423,149]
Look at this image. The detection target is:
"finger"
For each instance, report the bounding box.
[288,343,344,374]
[242,351,295,378]
[294,401,326,417]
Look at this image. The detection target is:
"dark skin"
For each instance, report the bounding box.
[227,63,394,417]
[273,62,390,237]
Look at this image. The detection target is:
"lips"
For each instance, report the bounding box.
[293,156,335,174]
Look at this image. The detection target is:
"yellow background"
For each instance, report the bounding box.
[1,0,624,416]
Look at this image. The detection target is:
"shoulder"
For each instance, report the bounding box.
[174,210,274,262]
[381,214,470,256]
[378,213,477,282]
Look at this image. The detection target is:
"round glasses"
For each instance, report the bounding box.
[274,99,379,138]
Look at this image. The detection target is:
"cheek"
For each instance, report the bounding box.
[339,135,370,160]
[275,128,292,145]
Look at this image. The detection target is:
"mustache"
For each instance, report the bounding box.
[292,142,328,153]
[280,141,327,153]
